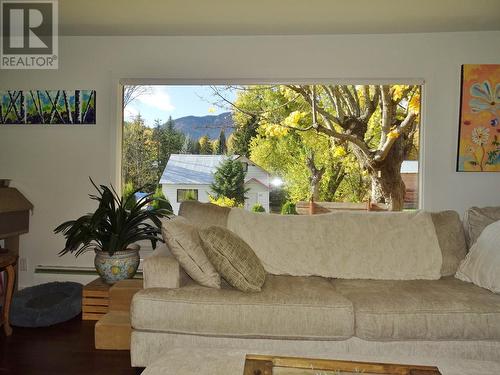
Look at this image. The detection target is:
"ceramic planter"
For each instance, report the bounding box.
[94,246,140,284]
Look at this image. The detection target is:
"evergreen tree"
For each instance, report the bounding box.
[231,115,258,157]
[218,128,227,154]
[210,158,249,205]
[154,116,185,182]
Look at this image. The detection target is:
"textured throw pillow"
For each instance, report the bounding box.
[456,220,500,293]
[199,226,266,292]
[463,206,500,248]
[161,217,220,289]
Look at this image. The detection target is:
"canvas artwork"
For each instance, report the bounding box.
[457,64,500,172]
[0,90,96,125]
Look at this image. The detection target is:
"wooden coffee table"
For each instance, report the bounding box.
[243,354,441,375]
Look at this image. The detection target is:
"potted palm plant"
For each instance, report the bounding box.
[54,179,170,284]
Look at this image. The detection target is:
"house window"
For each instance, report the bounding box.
[177,189,198,202]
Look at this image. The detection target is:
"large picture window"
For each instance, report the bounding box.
[122,84,421,215]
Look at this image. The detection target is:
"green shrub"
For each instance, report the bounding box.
[281,201,297,215]
[123,182,136,210]
[151,186,173,213]
[251,203,266,213]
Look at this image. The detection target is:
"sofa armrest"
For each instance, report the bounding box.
[143,254,182,289]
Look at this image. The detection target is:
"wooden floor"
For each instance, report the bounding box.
[0,315,137,375]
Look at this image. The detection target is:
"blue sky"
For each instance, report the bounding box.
[124,85,236,126]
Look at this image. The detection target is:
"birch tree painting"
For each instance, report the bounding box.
[0,90,96,124]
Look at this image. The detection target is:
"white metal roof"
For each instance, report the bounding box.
[400,160,419,174]
[160,154,228,184]
[160,154,270,186]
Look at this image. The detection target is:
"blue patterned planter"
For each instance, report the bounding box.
[94,247,140,284]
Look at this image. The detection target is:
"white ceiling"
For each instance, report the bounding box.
[59,0,500,36]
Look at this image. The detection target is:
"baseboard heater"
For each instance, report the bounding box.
[35,265,143,277]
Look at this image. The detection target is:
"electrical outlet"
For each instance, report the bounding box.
[19,257,27,272]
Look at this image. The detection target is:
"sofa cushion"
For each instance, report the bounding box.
[227,209,442,280]
[178,201,230,229]
[199,226,266,292]
[430,210,468,276]
[131,275,354,340]
[463,206,500,248]
[161,216,220,289]
[334,277,500,340]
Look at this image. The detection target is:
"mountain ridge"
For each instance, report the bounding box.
[173,112,234,139]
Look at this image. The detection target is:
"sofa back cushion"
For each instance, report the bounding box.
[430,210,468,276]
[463,206,500,248]
[227,209,442,280]
[178,201,230,229]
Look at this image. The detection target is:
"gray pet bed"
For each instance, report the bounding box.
[10,281,82,327]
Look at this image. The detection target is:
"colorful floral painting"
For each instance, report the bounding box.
[457,65,500,172]
[0,90,96,125]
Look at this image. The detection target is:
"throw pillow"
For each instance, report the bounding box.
[455,220,500,293]
[463,206,500,248]
[199,226,266,292]
[161,216,220,289]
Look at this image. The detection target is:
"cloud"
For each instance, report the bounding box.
[136,86,175,112]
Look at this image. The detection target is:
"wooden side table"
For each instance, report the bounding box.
[82,278,112,321]
[0,251,17,336]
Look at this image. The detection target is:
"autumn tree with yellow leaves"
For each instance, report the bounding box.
[283,85,420,210]
[217,84,420,211]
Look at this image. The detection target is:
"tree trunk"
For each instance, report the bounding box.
[19,91,27,123]
[370,139,406,211]
[324,163,345,201]
[310,172,323,202]
[74,90,81,124]
[306,151,325,202]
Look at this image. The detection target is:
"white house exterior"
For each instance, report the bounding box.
[160,154,270,214]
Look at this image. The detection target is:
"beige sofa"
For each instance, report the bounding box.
[130,202,500,367]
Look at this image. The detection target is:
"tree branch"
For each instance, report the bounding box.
[324,85,345,122]
[340,85,360,117]
[360,85,379,122]
[379,85,394,147]
[374,112,417,162]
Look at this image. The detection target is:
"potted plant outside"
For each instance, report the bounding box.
[54,179,170,284]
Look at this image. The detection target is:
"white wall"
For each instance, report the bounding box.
[244,181,270,212]
[1,32,499,287]
[243,159,270,188]
[162,184,210,215]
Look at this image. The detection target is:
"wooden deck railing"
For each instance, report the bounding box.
[296,201,389,215]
